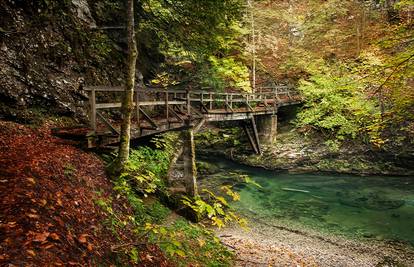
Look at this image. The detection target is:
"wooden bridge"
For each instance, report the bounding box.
[83,86,302,153]
[83,85,302,154]
[75,85,302,196]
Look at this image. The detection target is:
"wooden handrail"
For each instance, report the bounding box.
[83,86,299,98]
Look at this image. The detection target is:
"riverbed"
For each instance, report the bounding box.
[199,157,414,266]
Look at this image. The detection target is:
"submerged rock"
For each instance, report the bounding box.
[337,191,405,210]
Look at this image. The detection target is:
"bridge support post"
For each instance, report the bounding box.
[256,114,277,145]
[182,122,197,196]
[88,88,96,132]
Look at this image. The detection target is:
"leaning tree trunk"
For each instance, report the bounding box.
[115,0,138,173]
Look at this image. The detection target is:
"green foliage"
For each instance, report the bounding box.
[147,219,234,266]
[296,64,381,142]
[200,56,251,91]
[94,196,131,234]
[117,133,177,196]
[182,186,248,228]
[63,163,76,179]
[146,201,171,223]
[138,0,250,91]
[253,0,413,149]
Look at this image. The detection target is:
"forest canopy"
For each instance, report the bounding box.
[250,0,413,150]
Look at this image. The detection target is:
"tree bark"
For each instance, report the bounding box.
[115,0,138,173]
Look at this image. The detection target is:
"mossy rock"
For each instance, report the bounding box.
[196,161,220,175]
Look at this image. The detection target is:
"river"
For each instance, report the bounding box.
[199,156,414,266]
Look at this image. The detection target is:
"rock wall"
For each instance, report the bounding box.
[0,0,163,123]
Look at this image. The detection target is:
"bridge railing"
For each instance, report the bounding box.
[83,86,301,134]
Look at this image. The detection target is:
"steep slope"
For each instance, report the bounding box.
[0,120,171,266]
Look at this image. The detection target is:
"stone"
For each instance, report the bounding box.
[71,0,96,27]
[337,191,405,210]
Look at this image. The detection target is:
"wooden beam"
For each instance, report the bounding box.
[186,90,191,115]
[89,89,96,132]
[165,91,169,122]
[139,107,158,129]
[136,91,140,133]
[250,116,261,154]
[190,106,203,118]
[225,102,234,112]
[245,101,254,111]
[95,101,185,109]
[193,118,206,133]
[200,103,209,113]
[96,111,120,135]
[169,106,185,122]
[243,123,259,154]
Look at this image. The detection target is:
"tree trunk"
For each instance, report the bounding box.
[115,0,138,173]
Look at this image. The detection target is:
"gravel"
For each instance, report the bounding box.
[215,219,414,267]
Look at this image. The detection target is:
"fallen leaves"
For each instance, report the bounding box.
[0,121,112,265]
[49,233,60,241]
[77,234,89,244]
[27,213,40,219]
[26,250,36,257]
[27,177,36,185]
[0,121,173,266]
[32,232,50,242]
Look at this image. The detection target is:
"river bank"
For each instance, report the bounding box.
[215,218,414,267]
[196,125,414,176]
[197,155,414,266]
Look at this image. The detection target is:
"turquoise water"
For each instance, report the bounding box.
[202,157,414,245]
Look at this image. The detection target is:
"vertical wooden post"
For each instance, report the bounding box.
[136,90,140,135]
[209,93,213,110]
[200,92,204,111]
[165,91,169,123]
[186,90,191,116]
[89,88,96,132]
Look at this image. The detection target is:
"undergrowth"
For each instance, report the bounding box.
[95,133,235,265]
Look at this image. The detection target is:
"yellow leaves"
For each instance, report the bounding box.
[145,222,154,231]
[211,217,224,228]
[56,192,63,207]
[39,199,47,206]
[27,177,36,185]
[197,238,206,247]
[221,185,240,201]
[27,249,36,257]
